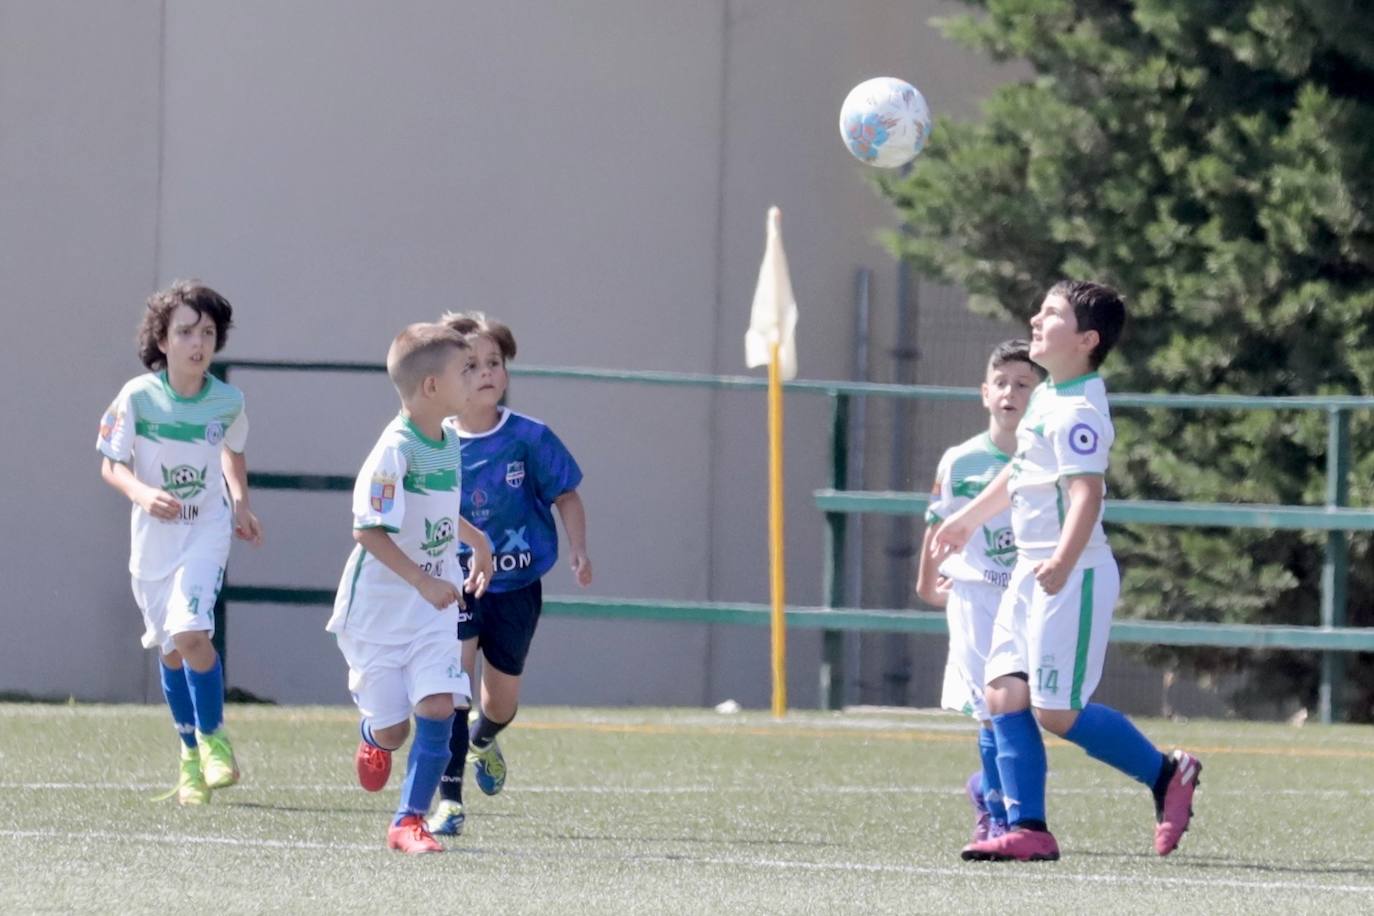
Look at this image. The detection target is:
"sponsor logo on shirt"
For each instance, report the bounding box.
[369,471,397,513]
[505,461,525,488]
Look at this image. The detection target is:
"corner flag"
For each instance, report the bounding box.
[745,206,798,380]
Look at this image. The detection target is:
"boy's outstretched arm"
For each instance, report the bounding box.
[457,517,494,598]
[353,527,462,610]
[554,490,593,587]
[1033,474,1103,595]
[100,456,181,521]
[929,464,1013,560]
[220,448,263,546]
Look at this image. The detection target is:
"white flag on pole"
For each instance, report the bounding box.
[745,206,798,380]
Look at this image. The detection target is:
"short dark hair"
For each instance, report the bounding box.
[988,338,1047,380]
[438,311,518,361]
[1048,280,1125,368]
[385,322,470,399]
[137,281,234,370]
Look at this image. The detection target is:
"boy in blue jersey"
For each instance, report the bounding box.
[427,312,592,837]
[934,281,1201,862]
[916,340,1044,846]
[97,282,263,805]
[326,323,495,855]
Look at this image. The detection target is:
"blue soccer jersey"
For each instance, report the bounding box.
[444,408,582,592]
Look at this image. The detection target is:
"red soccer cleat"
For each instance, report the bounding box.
[1155,749,1202,856]
[387,814,444,855]
[355,740,392,793]
[961,827,1060,862]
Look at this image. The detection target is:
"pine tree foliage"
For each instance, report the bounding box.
[881,0,1374,718]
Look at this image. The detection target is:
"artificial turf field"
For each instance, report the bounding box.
[2,703,1372,914]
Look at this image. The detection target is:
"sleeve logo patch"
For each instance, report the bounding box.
[369,471,398,513]
[1068,423,1099,455]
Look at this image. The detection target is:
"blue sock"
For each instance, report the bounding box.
[977,726,1008,824]
[160,662,198,749]
[184,657,225,735]
[991,709,1047,828]
[1063,703,1166,787]
[394,713,455,825]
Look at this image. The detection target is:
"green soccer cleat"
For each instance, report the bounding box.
[153,745,211,806]
[426,799,466,836]
[196,729,241,790]
[468,739,506,796]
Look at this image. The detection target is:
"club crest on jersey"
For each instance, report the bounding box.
[369,471,397,513]
[984,526,1017,567]
[1068,423,1099,455]
[161,464,207,500]
[99,410,121,443]
[205,420,224,446]
[422,516,456,557]
[505,461,525,488]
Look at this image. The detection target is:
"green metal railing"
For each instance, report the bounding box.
[213,360,1372,722]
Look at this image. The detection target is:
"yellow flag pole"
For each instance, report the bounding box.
[768,340,787,718]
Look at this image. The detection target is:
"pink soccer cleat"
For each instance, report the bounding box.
[387,814,444,855]
[1154,749,1202,856]
[961,827,1060,862]
[355,740,392,793]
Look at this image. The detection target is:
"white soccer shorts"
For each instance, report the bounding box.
[336,632,472,729]
[939,580,1003,721]
[985,556,1120,710]
[130,558,224,656]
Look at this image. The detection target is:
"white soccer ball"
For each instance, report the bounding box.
[838,77,932,169]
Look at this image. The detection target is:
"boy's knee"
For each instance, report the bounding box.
[415,694,456,721]
[1033,707,1078,737]
[170,631,216,668]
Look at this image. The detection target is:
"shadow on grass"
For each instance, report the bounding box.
[1071,849,1374,879]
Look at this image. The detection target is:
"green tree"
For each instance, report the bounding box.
[881,0,1374,719]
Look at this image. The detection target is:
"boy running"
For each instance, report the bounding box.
[916,339,1044,845]
[933,281,1201,862]
[326,323,494,855]
[426,311,592,837]
[97,281,261,805]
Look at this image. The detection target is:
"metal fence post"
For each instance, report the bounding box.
[1318,407,1351,724]
[820,392,850,711]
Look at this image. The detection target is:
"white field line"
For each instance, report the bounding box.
[0,827,1371,896]
[1,781,1372,799]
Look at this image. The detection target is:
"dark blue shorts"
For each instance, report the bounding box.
[456,579,542,676]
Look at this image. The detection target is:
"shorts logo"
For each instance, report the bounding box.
[369,471,397,513]
[422,516,456,557]
[1068,423,1098,455]
[505,461,525,488]
[205,420,224,446]
[162,464,208,500]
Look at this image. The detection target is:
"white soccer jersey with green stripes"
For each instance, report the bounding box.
[96,372,248,579]
[327,415,466,646]
[1007,372,1114,565]
[926,432,1016,587]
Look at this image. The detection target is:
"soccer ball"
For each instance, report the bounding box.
[838,77,932,168]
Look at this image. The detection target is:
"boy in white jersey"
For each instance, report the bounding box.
[934,281,1201,862]
[916,340,1044,846]
[326,322,494,855]
[97,282,262,805]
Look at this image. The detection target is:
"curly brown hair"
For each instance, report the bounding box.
[438,310,517,361]
[136,281,234,370]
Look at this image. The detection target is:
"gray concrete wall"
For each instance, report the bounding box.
[2,1,1078,711]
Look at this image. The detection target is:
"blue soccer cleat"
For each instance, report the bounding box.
[468,739,506,796]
